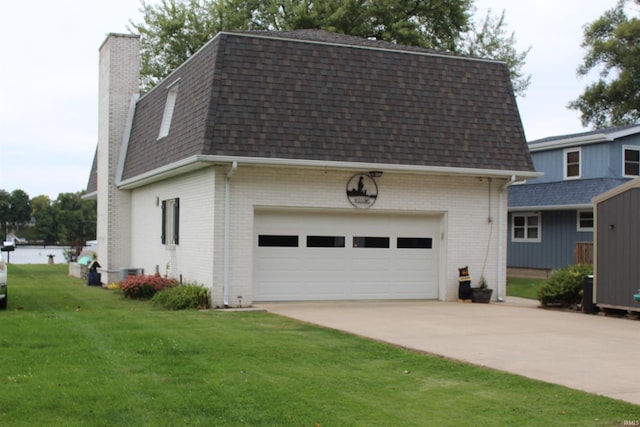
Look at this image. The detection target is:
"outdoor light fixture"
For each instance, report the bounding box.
[369,171,384,178]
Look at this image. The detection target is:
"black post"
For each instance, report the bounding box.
[582,275,597,314]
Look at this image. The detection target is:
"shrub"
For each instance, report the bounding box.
[538,264,593,308]
[120,273,178,300]
[150,283,211,310]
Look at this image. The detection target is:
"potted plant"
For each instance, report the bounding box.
[471,276,493,303]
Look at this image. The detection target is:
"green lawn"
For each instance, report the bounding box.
[507,277,547,300]
[1,265,638,426]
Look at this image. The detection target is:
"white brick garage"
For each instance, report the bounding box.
[88,31,540,306]
[253,210,441,301]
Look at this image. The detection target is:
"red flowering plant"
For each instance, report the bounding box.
[120,273,178,300]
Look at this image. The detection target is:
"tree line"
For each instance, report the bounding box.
[0,189,96,247]
[130,0,639,128]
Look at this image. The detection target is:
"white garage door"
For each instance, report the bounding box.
[253,210,440,301]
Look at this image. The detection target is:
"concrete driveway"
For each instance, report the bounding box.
[257,298,640,406]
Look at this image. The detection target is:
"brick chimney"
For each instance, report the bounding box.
[96,33,140,284]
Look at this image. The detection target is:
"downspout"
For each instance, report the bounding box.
[498,175,516,302]
[223,161,237,307]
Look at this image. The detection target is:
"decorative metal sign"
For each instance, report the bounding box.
[346,174,378,208]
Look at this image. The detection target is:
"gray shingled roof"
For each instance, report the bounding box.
[85,147,98,196]
[528,124,640,145]
[87,29,536,191]
[508,178,630,209]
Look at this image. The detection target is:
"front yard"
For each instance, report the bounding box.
[507,277,547,300]
[1,265,637,426]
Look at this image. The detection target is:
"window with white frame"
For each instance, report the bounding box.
[577,210,593,232]
[564,147,581,179]
[623,146,640,177]
[511,213,541,242]
[161,198,180,245]
[158,81,180,139]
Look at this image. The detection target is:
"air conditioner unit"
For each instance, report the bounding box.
[120,268,144,281]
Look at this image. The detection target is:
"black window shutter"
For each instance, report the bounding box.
[161,200,167,244]
[173,198,180,245]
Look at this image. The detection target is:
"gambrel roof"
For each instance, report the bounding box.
[88,29,536,192]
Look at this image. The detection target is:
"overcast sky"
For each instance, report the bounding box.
[0,0,620,199]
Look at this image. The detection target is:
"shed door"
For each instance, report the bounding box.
[253,211,440,301]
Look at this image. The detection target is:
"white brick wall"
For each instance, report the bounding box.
[96,34,140,284]
[223,166,509,305]
[124,163,509,306]
[130,168,216,287]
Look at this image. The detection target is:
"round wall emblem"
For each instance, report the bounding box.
[346,174,378,208]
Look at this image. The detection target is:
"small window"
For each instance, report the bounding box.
[624,146,640,177]
[258,235,299,247]
[307,236,345,248]
[161,198,180,245]
[353,237,389,248]
[577,210,594,232]
[158,82,179,139]
[397,237,432,249]
[564,148,581,179]
[511,213,541,242]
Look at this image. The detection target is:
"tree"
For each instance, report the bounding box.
[0,190,97,245]
[0,189,31,240]
[568,0,640,128]
[8,190,31,229]
[31,195,57,243]
[53,192,96,245]
[131,0,223,90]
[459,8,531,97]
[0,190,10,239]
[130,0,529,96]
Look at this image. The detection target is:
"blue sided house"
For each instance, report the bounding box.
[508,124,640,276]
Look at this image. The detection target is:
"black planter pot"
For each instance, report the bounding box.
[471,288,493,303]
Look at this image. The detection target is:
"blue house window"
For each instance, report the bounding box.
[512,213,541,242]
[624,146,639,177]
[564,148,581,179]
[577,210,593,232]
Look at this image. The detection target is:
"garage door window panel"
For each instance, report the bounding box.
[353,237,390,248]
[258,235,299,247]
[397,237,432,249]
[306,236,345,248]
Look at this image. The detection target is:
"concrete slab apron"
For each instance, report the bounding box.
[257,299,640,406]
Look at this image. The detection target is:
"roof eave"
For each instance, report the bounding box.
[82,191,97,201]
[528,134,612,152]
[528,125,640,152]
[592,176,640,204]
[117,155,541,190]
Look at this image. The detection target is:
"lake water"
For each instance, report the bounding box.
[4,246,73,264]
